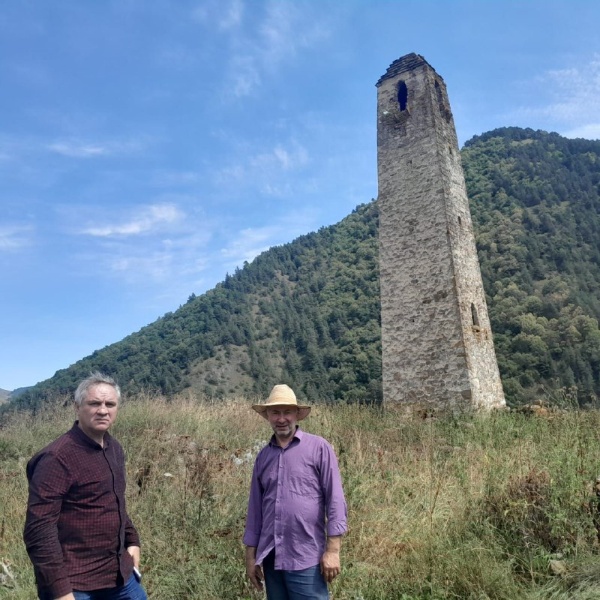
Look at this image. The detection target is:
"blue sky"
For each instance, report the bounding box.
[1,1,599,391]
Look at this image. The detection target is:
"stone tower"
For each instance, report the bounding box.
[376,53,505,411]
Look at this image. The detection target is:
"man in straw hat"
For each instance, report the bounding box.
[243,384,347,599]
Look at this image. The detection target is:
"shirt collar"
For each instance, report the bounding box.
[70,421,111,449]
[268,426,303,447]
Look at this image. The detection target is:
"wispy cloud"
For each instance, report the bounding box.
[48,137,146,158]
[509,55,600,139]
[90,227,213,286]
[71,221,215,296]
[215,139,310,196]
[191,0,244,31]
[247,141,309,175]
[258,2,324,69]
[80,204,184,237]
[229,54,261,97]
[563,123,600,140]
[67,198,215,287]
[213,0,331,98]
[219,209,317,270]
[220,225,279,265]
[541,57,600,122]
[49,142,108,158]
[0,224,33,251]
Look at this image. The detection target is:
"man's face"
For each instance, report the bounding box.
[266,406,299,445]
[75,383,119,442]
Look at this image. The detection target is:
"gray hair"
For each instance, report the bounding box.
[74,372,121,407]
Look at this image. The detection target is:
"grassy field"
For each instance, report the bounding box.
[2,394,600,599]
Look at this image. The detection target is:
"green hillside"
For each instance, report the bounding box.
[7,127,600,411]
[464,128,600,404]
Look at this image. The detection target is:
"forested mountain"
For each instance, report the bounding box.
[464,128,600,404]
[7,127,600,411]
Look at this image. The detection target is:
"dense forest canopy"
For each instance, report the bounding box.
[463,128,600,405]
[6,127,600,411]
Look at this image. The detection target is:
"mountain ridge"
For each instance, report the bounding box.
[6,127,600,412]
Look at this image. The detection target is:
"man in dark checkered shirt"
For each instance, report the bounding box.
[24,372,147,600]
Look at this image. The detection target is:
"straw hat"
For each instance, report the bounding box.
[252,384,311,420]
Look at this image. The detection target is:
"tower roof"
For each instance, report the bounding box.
[376,53,439,87]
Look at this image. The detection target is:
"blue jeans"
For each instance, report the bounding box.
[39,574,147,600]
[263,550,329,600]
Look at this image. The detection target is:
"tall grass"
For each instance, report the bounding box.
[2,395,600,599]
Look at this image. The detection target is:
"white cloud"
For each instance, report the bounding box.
[48,138,146,158]
[218,0,244,31]
[0,224,33,251]
[109,252,172,279]
[99,227,213,285]
[259,2,303,68]
[229,54,261,98]
[542,58,600,122]
[191,0,244,30]
[222,0,331,98]
[70,199,214,287]
[215,140,310,196]
[219,209,317,271]
[220,225,277,264]
[563,123,600,140]
[189,0,330,98]
[80,204,184,237]
[250,142,309,171]
[259,1,329,70]
[509,55,600,139]
[49,142,107,157]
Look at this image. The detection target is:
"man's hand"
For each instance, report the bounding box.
[127,545,141,568]
[245,546,264,591]
[321,535,342,583]
[320,550,341,583]
[55,594,75,600]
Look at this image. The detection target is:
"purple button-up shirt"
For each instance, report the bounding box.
[243,428,347,570]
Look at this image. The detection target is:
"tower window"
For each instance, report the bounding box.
[397,81,408,111]
[471,303,480,327]
[435,79,451,122]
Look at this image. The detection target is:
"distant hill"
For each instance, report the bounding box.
[6,127,600,412]
[0,389,10,403]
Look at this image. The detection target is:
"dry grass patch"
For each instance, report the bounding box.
[3,396,600,598]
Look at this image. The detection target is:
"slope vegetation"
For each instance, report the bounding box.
[8,128,600,410]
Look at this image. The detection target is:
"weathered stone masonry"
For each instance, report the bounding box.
[377,53,505,410]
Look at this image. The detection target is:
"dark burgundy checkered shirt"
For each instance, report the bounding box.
[24,422,140,598]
